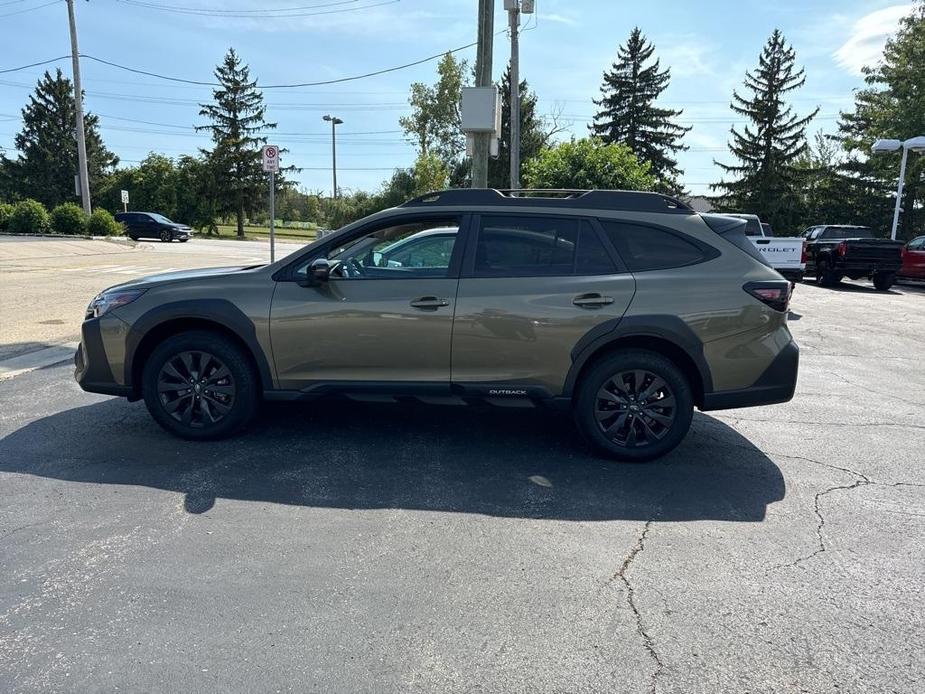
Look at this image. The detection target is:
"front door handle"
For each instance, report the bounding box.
[573,293,614,308]
[410,296,450,310]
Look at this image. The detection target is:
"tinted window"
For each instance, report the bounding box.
[907,237,925,250]
[600,221,708,272]
[821,227,876,240]
[474,216,578,276]
[574,222,617,274]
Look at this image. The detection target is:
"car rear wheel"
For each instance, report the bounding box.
[159,230,171,242]
[574,350,694,462]
[873,271,895,291]
[142,331,259,440]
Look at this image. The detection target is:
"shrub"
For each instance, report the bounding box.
[50,202,88,235]
[8,198,50,235]
[86,208,124,236]
[0,202,13,232]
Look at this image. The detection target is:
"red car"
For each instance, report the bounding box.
[899,235,925,280]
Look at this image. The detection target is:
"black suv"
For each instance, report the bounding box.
[115,212,193,243]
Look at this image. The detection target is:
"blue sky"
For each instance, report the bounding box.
[0,0,913,197]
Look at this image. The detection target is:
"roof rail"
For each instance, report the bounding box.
[400,188,694,214]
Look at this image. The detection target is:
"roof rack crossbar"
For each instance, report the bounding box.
[400,188,694,214]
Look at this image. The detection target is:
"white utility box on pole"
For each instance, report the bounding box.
[262,145,280,262]
[462,86,501,162]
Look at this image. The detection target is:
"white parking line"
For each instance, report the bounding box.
[0,342,80,381]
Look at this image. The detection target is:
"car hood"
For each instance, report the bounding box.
[108,265,265,290]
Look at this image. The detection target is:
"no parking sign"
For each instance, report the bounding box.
[262,145,279,173]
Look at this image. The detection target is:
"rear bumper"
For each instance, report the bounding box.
[74,318,133,397]
[700,339,799,411]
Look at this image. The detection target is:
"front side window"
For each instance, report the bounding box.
[600,221,708,272]
[297,217,460,280]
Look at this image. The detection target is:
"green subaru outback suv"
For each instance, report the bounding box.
[75,189,798,461]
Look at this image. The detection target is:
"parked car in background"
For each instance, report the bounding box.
[802,225,904,290]
[899,235,925,281]
[722,213,805,282]
[76,189,799,462]
[115,212,193,242]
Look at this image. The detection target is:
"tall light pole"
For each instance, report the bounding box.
[66,0,91,214]
[322,114,343,199]
[872,136,925,240]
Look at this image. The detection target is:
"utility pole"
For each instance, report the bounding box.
[66,0,91,215]
[323,114,342,199]
[471,0,494,188]
[507,0,521,190]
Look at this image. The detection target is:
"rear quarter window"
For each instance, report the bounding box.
[599,221,711,272]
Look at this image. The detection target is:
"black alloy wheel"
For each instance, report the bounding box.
[160,229,171,242]
[594,369,677,448]
[575,350,693,462]
[157,350,235,428]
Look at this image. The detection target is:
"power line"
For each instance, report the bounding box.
[115,0,359,15]
[0,0,59,16]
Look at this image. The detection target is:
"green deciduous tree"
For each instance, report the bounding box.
[590,28,690,194]
[523,138,655,191]
[712,30,818,233]
[399,53,468,175]
[7,69,117,209]
[835,3,925,239]
[198,49,277,238]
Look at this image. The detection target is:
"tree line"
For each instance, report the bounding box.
[1,3,923,239]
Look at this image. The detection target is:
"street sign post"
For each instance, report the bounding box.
[262,145,280,262]
[120,189,129,213]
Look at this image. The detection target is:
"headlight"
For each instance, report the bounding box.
[86,288,147,319]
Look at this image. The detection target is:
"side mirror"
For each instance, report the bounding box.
[305,258,331,286]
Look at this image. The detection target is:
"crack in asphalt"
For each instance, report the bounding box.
[612,520,663,694]
[726,416,925,431]
[819,369,925,409]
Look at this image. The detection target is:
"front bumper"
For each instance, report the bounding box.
[700,339,799,411]
[74,317,133,397]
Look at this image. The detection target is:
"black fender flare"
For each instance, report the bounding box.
[123,299,273,390]
[563,314,714,398]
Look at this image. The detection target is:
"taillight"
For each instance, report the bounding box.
[744,281,791,312]
[836,241,848,256]
[801,241,808,264]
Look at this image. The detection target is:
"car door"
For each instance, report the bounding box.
[904,237,925,278]
[269,214,468,389]
[450,214,636,395]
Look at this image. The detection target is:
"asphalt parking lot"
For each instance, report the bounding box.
[1,239,924,693]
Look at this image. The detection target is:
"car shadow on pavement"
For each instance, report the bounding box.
[0,398,784,522]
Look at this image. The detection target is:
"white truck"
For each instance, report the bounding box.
[723,213,805,282]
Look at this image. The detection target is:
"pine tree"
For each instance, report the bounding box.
[712,30,818,232]
[197,49,276,238]
[487,65,548,189]
[835,4,925,239]
[10,69,117,208]
[590,27,690,193]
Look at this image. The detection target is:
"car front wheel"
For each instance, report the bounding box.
[574,350,694,462]
[142,331,259,440]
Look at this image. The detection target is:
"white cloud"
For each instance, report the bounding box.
[657,36,717,78]
[541,13,579,27]
[833,4,912,76]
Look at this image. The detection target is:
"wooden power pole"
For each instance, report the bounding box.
[471,0,494,188]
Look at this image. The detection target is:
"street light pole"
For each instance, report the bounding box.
[889,146,909,242]
[66,0,91,214]
[323,114,343,199]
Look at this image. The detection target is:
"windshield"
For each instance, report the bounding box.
[150,213,176,225]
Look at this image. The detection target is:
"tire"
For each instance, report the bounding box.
[142,330,259,440]
[159,230,171,242]
[817,258,841,287]
[574,350,694,462]
[179,238,189,243]
[873,271,895,291]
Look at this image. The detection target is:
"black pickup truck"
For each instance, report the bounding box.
[802,225,904,290]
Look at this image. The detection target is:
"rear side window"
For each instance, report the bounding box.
[600,221,708,272]
[473,216,617,277]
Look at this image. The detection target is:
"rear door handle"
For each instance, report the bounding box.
[573,293,615,308]
[410,296,450,310]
